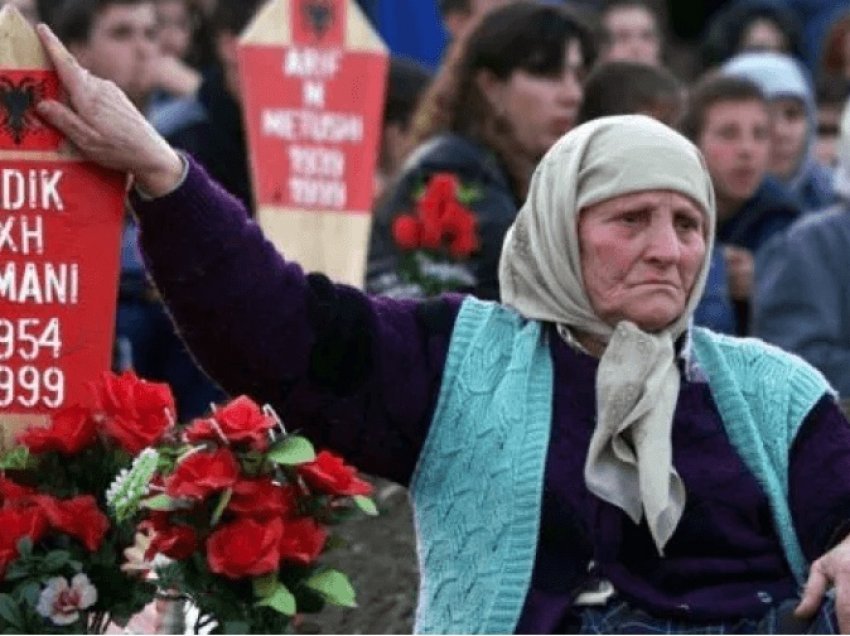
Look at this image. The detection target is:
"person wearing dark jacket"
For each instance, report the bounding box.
[366,2,595,301]
[681,73,801,335]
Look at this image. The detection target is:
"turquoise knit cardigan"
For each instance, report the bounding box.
[410,297,832,634]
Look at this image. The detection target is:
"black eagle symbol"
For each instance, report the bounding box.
[0,76,47,145]
[303,0,334,40]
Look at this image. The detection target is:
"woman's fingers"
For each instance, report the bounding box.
[795,563,829,619]
[36,99,98,151]
[36,24,86,95]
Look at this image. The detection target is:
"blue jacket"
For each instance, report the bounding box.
[754,203,850,397]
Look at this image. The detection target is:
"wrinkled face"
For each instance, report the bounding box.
[740,18,788,54]
[579,190,707,332]
[491,40,584,160]
[770,97,808,180]
[698,99,770,214]
[71,3,158,106]
[603,5,661,65]
[156,0,193,59]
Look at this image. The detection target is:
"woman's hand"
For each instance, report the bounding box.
[795,533,850,632]
[34,24,184,197]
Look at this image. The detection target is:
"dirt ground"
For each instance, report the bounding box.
[295,478,419,635]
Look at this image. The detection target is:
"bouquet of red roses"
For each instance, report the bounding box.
[109,392,377,634]
[0,371,171,633]
[390,172,481,297]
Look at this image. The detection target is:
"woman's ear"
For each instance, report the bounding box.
[475,69,506,110]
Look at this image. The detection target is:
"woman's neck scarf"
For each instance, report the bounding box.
[499,115,716,553]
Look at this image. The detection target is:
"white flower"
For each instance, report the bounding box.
[36,573,98,626]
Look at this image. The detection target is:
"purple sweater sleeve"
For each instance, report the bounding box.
[129,156,461,485]
[789,396,850,560]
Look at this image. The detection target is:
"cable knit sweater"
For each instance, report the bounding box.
[131,157,850,632]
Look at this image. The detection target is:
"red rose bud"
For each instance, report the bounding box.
[206,517,283,579]
[37,495,109,552]
[227,478,298,520]
[422,173,460,207]
[391,215,422,251]
[18,405,98,455]
[278,517,327,565]
[165,448,240,501]
[298,451,373,497]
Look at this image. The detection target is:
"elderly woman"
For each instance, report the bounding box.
[35,24,850,635]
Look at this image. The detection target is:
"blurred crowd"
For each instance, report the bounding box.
[5,0,850,415]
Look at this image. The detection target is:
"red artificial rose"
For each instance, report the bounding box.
[298,451,373,496]
[92,371,175,454]
[143,514,198,561]
[439,201,478,258]
[227,478,297,520]
[165,448,240,500]
[419,173,459,214]
[185,396,274,451]
[37,495,109,552]
[17,405,98,455]
[391,215,422,251]
[0,508,48,578]
[206,517,283,579]
[278,517,327,565]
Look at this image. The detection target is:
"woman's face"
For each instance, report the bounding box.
[486,40,584,160]
[578,190,707,333]
[769,97,808,180]
[156,0,193,59]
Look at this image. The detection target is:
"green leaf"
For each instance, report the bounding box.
[252,573,278,598]
[266,436,315,466]
[15,537,32,557]
[0,595,21,629]
[255,582,296,616]
[0,447,30,471]
[305,569,357,608]
[353,495,378,516]
[210,488,232,527]
[140,494,181,511]
[41,550,71,572]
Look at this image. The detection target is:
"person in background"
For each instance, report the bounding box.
[55,0,226,420]
[597,0,662,66]
[754,98,850,397]
[367,1,594,301]
[375,57,432,198]
[577,61,735,334]
[437,0,514,41]
[723,51,836,212]
[152,0,264,212]
[820,10,850,81]
[54,0,158,111]
[701,0,803,71]
[681,73,801,335]
[0,0,37,23]
[36,20,850,628]
[577,60,682,127]
[813,74,850,168]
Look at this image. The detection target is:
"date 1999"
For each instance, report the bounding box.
[0,365,65,408]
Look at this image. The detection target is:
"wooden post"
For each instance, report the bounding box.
[0,6,125,447]
[238,0,388,288]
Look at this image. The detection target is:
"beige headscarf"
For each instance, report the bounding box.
[499,115,716,553]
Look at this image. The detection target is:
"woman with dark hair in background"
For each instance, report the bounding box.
[366,1,595,300]
[700,0,803,71]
